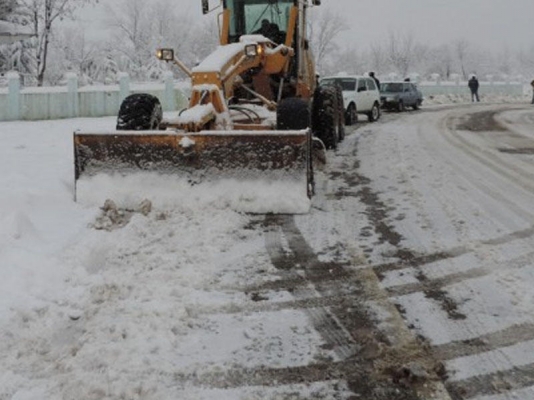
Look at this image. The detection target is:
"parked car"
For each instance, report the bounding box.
[319,75,381,125]
[380,81,423,111]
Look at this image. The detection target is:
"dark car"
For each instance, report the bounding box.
[380,81,423,111]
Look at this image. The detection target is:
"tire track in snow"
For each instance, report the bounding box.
[446,361,534,400]
[432,323,534,362]
[264,214,359,361]
[263,214,450,400]
[444,109,534,202]
[375,105,534,399]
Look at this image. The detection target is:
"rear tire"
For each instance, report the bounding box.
[117,93,163,130]
[397,101,405,112]
[413,100,421,110]
[312,85,340,150]
[277,98,310,130]
[367,103,380,122]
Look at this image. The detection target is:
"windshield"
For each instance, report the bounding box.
[226,0,293,43]
[320,78,357,91]
[380,83,404,93]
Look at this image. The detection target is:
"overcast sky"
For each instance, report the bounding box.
[83,0,534,51]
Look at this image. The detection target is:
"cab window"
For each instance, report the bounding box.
[226,0,293,43]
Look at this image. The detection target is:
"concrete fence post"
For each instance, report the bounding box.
[7,71,20,121]
[163,71,176,111]
[66,72,79,118]
[118,72,130,104]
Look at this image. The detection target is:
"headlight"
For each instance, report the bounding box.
[245,44,260,58]
[156,48,174,61]
[386,96,396,102]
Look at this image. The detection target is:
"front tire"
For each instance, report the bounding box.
[117,94,162,130]
[277,98,310,130]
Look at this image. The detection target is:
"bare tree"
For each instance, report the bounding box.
[105,0,151,79]
[187,19,219,67]
[424,44,453,79]
[518,46,534,74]
[495,45,514,78]
[332,45,365,75]
[308,8,348,73]
[384,30,427,78]
[454,38,470,79]
[368,41,386,75]
[18,0,97,85]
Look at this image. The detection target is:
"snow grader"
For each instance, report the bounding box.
[73,0,344,214]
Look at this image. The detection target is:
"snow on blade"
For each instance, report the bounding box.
[76,172,311,214]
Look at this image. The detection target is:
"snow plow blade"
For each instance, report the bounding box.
[73,130,314,214]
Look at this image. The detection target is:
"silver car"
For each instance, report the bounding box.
[380,81,423,111]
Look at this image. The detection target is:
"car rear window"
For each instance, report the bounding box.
[381,83,403,92]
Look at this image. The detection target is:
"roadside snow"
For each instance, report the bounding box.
[0,116,338,399]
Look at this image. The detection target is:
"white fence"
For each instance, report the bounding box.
[0,72,190,122]
[0,73,527,122]
[418,80,524,97]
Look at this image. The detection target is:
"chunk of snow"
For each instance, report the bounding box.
[179,136,195,148]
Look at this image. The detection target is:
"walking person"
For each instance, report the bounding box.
[531,79,534,104]
[468,75,480,102]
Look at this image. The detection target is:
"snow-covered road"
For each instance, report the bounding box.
[2,102,534,399]
[358,104,534,399]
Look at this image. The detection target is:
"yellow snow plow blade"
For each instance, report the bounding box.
[73,130,314,214]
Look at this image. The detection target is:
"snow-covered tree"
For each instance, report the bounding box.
[0,0,18,19]
[384,31,427,79]
[518,45,534,79]
[0,37,35,77]
[424,44,453,80]
[18,0,97,85]
[453,39,471,80]
[187,19,219,67]
[367,42,387,76]
[334,45,365,76]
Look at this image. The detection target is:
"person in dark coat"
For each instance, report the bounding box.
[531,79,534,104]
[468,75,480,102]
[254,19,279,42]
[369,72,380,90]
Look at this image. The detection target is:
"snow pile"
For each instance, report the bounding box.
[177,103,216,124]
[424,93,530,105]
[76,172,311,214]
[0,116,335,399]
